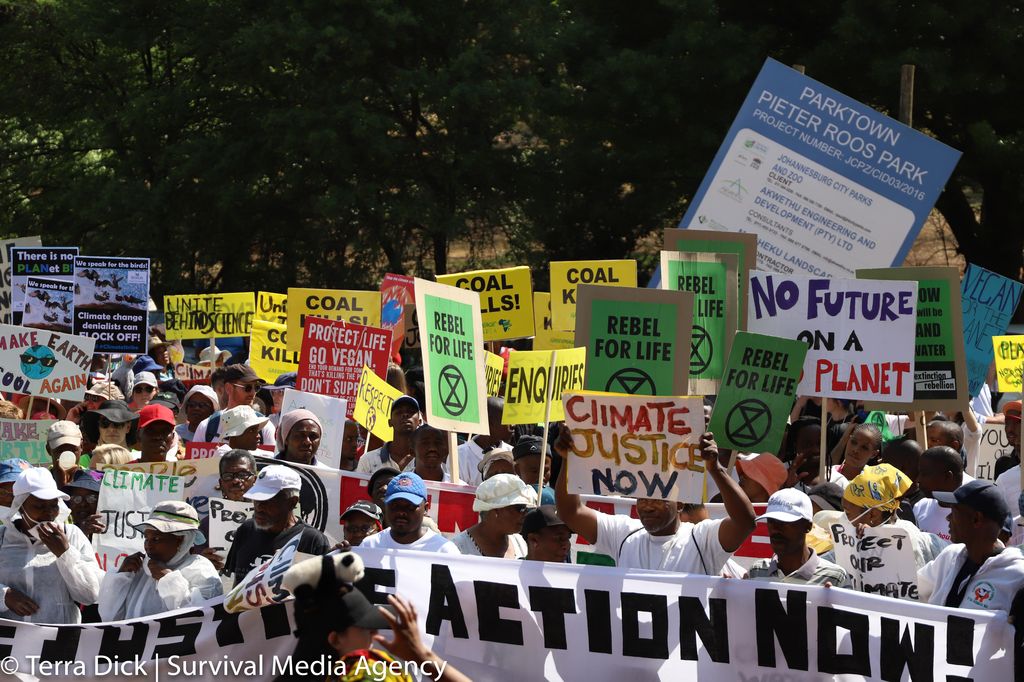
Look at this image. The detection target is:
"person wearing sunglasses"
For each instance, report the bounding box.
[193,365,275,446]
[451,474,537,559]
[128,372,159,411]
[80,400,139,453]
[175,385,219,444]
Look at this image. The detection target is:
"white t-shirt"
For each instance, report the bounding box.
[592,514,731,574]
[360,527,460,554]
[451,530,527,558]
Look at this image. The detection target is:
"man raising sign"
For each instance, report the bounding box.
[554,428,755,574]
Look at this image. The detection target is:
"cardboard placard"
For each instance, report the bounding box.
[708,332,807,455]
[183,442,221,460]
[255,291,288,325]
[0,236,42,323]
[415,277,488,435]
[380,273,415,355]
[0,418,56,465]
[747,272,918,401]
[285,287,381,352]
[353,364,404,443]
[973,424,1013,481]
[562,391,706,502]
[207,497,254,556]
[437,266,535,341]
[532,292,575,351]
[93,469,186,571]
[9,247,77,320]
[280,389,347,469]
[249,319,300,383]
[575,284,693,396]
[549,260,637,332]
[828,518,920,600]
[402,303,420,349]
[72,256,151,354]
[858,266,969,411]
[23,277,73,333]
[484,351,504,397]
[503,348,586,424]
[660,251,738,394]
[960,264,1024,397]
[296,316,390,416]
[164,292,255,339]
[0,324,95,400]
[174,362,212,382]
[993,335,1024,393]
[662,228,757,325]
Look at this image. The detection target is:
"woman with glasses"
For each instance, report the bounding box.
[174,386,219,444]
[450,474,537,559]
[81,400,139,454]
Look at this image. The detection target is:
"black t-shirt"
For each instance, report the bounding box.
[224,519,331,586]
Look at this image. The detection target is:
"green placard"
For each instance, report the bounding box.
[415,278,488,434]
[575,285,693,396]
[664,228,757,327]
[661,251,738,395]
[709,331,807,455]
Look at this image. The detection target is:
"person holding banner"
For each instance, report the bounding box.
[451,474,538,559]
[555,429,756,574]
[98,501,223,620]
[919,480,1024,612]
[522,505,572,562]
[0,468,102,624]
[174,385,219,444]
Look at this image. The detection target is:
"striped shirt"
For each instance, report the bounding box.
[747,548,850,587]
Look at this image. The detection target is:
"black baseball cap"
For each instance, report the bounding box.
[368,466,401,495]
[522,505,566,537]
[513,435,545,460]
[934,480,1009,524]
[342,500,382,524]
[224,364,263,384]
[150,391,181,413]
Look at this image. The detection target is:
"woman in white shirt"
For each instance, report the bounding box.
[451,475,537,558]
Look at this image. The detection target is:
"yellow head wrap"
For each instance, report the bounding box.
[842,463,910,513]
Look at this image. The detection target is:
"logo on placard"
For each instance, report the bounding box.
[604,368,656,395]
[498,318,512,332]
[690,325,713,375]
[365,406,377,432]
[969,582,995,608]
[725,399,771,448]
[439,365,468,416]
[20,345,57,379]
[719,178,748,202]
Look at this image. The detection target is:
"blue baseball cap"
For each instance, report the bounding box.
[384,472,427,505]
[0,459,31,485]
[67,469,104,493]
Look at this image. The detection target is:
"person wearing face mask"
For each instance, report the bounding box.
[98,501,223,620]
[81,400,139,453]
[0,468,103,623]
[0,459,32,525]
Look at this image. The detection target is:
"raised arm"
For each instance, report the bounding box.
[553,424,599,544]
[701,432,756,552]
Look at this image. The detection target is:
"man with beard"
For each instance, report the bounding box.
[554,429,755,574]
[356,397,421,474]
[747,489,849,586]
[223,465,331,586]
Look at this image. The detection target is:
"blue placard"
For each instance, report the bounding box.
[652,58,961,287]
[961,264,1023,396]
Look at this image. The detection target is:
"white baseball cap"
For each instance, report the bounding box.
[756,488,813,523]
[13,467,70,502]
[134,371,158,388]
[221,405,269,438]
[244,465,302,501]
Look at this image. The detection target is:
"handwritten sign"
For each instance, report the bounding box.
[484,351,504,397]
[829,518,919,600]
[993,335,1024,393]
[224,533,302,613]
[164,293,255,340]
[207,497,254,556]
[353,365,403,443]
[255,291,288,325]
[0,418,55,465]
[93,469,186,571]
[961,264,1023,397]
[249,319,299,383]
[0,323,95,400]
[562,391,706,501]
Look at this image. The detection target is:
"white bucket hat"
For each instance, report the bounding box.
[472,473,539,512]
[221,405,269,438]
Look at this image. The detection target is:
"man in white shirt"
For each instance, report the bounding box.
[554,429,755,574]
[193,365,275,446]
[456,397,512,486]
[355,396,421,474]
[913,446,973,542]
[359,473,459,554]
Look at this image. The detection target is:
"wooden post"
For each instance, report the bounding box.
[106,354,114,398]
[538,350,559,497]
[819,399,828,483]
[899,64,915,127]
[919,411,929,449]
[448,431,460,483]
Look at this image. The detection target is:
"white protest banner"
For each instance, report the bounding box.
[562,391,706,501]
[207,497,254,556]
[253,454,343,542]
[353,548,1013,682]
[280,388,347,469]
[0,323,95,400]
[0,418,56,465]
[224,532,302,613]
[747,271,918,401]
[828,518,920,600]
[0,601,299,681]
[92,469,186,571]
[0,235,41,323]
[974,424,1013,481]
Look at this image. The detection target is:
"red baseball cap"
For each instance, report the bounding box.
[1004,400,1021,422]
[138,404,176,429]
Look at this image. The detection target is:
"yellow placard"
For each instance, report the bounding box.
[163,293,255,340]
[250,319,299,382]
[484,351,504,397]
[436,266,535,341]
[256,291,288,324]
[549,260,637,332]
[502,347,587,424]
[993,335,1024,392]
[353,365,403,442]
[286,288,382,352]
[532,292,576,351]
